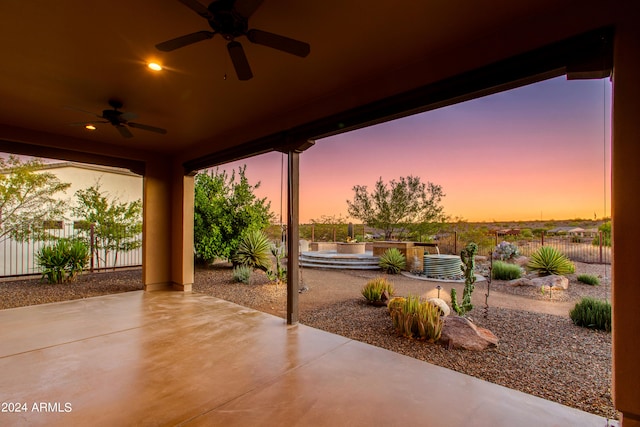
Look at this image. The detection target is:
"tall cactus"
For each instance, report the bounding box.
[451,242,478,316]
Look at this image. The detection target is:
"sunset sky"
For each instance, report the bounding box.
[215,76,612,224]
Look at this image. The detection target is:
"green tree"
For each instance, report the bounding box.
[194,166,273,263]
[73,182,142,269]
[592,220,611,247]
[0,156,71,241]
[347,175,446,240]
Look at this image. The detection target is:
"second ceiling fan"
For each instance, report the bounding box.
[156,0,310,80]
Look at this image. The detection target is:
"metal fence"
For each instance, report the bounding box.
[0,222,142,278]
[435,231,611,264]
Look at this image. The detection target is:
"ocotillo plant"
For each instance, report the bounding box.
[451,242,478,316]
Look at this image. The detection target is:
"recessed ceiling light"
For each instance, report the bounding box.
[85,124,96,130]
[148,62,162,71]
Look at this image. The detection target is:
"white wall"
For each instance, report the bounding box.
[40,162,143,221]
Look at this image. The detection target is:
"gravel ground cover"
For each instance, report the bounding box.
[0,269,143,309]
[0,262,616,420]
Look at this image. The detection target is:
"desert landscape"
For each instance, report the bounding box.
[0,260,615,420]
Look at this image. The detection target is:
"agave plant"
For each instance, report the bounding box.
[232,230,272,272]
[36,239,89,284]
[67,240,90,281]
[527,246,575,276]
[379,248,406,274]
[37,242,70,284]
[361,277,394,304]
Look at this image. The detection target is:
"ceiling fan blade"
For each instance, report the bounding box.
[121,111,137,121]
[178,0,214,20]
[156,31,215,52]
[128,122,168,134]
[64,106,102,118]
[115,124,134,138]
[227,41,253,80]
[69,120,108,126]
[234,0,265,19]
[247,29,310,57]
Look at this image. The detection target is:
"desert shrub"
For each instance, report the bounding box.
[66,240,90,281]
[569,297,611,332]
[388,295,443,342]
[492,261,522,280]
[232,230,272,272]
[379,248,406,274]
[361,277,394,304]
[387,296,405,313]
[232,265,252,284]
[37,243,68,284]
[520,228,533,238]
[36,239,89,284]
[532,228,548,237]
[577,274,600,286]
[527,246,575,276]
[493,241,520,261]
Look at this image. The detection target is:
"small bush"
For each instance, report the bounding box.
[37,243,68,284]
[527,246,575,276]
[491,261,522,280]
[577,274,600,286]
[569,297,611,332]
[493,241,520,261]
[36,239,89,284]
[388,295,443,342]
[379,248,406,274]
[232,230,272,272]
[232,265,252,284]
[67,240,90,281]
[361,277,394,304]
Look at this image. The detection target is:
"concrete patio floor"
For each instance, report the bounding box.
[0,290,617,427]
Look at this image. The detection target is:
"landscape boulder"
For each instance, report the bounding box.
[507,274,569,290]
[512,256,529,267]
[440,316,498,351]
[531,274,569,290]
[507,277,533,287]
[427,297,450,317]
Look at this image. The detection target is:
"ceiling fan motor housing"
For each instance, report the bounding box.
[102,109,124,125]
[207,0,248,40]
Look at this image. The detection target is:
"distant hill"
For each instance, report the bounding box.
[462,219,608,231]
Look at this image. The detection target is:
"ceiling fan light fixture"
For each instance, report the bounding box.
[147,62,163,71]
[85,124,97,130]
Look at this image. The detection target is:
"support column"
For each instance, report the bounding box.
[171,168,195,292]
[612,15,640,427]
[142,156,194,291]
[286,150,300,325]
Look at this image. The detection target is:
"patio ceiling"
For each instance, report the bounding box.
[0,0,610,170]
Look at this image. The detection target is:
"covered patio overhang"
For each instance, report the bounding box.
[1,1,639,424]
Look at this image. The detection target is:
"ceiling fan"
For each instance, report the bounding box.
[155,0,310,80]
[69,99,167,138]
